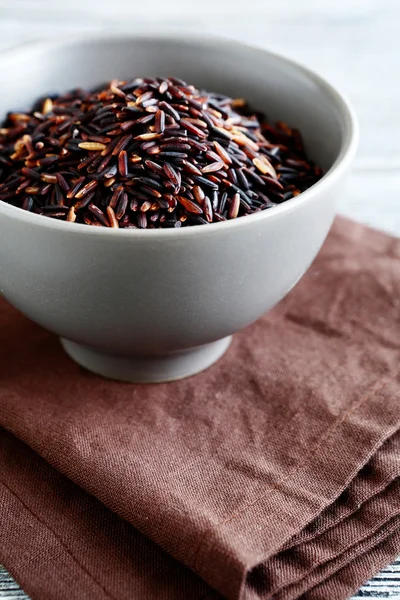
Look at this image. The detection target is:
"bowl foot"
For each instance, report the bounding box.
[60,336,232,383]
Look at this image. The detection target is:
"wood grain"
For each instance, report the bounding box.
[0,0,398,597]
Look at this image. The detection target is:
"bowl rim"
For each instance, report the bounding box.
[0,31,359,239]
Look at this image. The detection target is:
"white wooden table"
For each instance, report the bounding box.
[0,0,399,597]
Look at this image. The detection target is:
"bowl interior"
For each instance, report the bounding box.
[0,35,347,172]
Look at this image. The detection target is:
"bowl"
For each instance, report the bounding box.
[0,33,358,382]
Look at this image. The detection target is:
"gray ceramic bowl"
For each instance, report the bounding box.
[0,33,358,382]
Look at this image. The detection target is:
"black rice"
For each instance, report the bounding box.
[0,76,322,228]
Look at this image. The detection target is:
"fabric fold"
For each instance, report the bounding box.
[1,217,399,600]
[277,516,400,600]
[303,530,400,600]
[283,433,400,550]
[249,472,400,598]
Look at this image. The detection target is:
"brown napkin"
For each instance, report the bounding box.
[0,216,399,600]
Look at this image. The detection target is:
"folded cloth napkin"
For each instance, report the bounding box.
[0,216,399,600]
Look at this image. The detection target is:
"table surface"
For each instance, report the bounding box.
[0,0,399,597]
